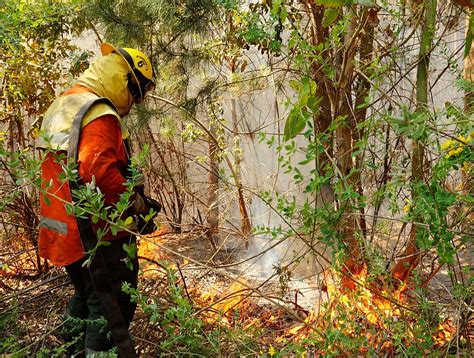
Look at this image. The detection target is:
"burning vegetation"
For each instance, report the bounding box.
[1,1,473,356]
[116,232,469,356]
[0,218,472,356]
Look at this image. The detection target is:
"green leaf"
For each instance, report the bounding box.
[82,257,92,268]
[465,13,474,59]
[289,79,300,91]
[123,243,138,259]
[315,0,345,7]
[124,216,133,226]
[307,96,321,112]
[301,76,317,96]
[284,108,307,141]
[96,228,105,240]
[322,8,340,27]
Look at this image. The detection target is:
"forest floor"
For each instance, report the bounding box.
[1,228,472,356]
[1,230,297,356]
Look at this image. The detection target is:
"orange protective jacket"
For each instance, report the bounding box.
[38,53,135,267]
[38,93,130,266]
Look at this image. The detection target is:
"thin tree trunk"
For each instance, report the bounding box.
[309,7,334,209]
[305,3,363,287]
[336,8,363,283]
[392,0,437,282]
[230,97,252,248]
[207,119,219,250]
[462,13,474,231]
[353,9,378,240]
[464,15,474,112]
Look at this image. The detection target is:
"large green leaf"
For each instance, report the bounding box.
[284,108,308,141]
[322,8,340,27]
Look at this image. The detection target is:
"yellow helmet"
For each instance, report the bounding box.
[101,43,156,103]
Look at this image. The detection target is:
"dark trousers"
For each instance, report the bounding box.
[64,236,139,352]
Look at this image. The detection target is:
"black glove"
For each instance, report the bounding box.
[145,196,162,214]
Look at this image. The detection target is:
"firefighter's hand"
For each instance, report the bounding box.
[132,192,147,214]
[145,196,161,215]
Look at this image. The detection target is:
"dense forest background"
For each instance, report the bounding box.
[1,0,472,356]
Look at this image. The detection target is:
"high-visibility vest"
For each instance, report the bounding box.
[37,92,126,151]
[37,92,123,266]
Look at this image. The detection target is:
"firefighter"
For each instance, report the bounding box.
[36,43,156,356]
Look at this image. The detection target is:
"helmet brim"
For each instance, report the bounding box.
[100,43,117,57]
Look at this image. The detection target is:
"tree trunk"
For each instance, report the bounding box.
[464,15,474,113]
[392,0,437,282]
[353,8,378,240]
[305,3,364,287]
[336,7,364,284]
[309,6,335,209]
[207,119,219,250]
[462,13,474,230]
[230,98,252,248]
